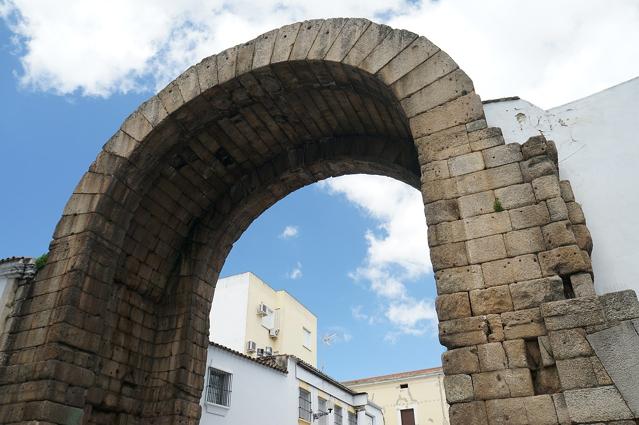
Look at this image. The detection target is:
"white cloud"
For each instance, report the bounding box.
[279,225,299,239]
[287,261,302,280]
[321,175,435,339]
[2,1,638,106]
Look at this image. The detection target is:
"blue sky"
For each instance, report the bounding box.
[1,1,639,381]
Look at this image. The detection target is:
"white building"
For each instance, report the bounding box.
[199,342,384,425]
[210,272,318,366]
[484,76,639,294]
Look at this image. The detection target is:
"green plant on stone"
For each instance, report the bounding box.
[35,253,49,271]
[493,198,504,212]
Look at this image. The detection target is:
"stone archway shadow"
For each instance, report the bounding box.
[1,18,637,425]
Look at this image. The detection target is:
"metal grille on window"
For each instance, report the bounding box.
[348,411,357,425]
[206,368,232,406]
[299,388,312,421]
[334,405,343,425]
[318,397,328,425]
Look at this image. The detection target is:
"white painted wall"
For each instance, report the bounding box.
[199,345,297,425]
[484,77,639,294]
[199,345,385,425]
[209,274,250,352]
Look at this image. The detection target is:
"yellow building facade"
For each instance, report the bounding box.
[210,272,317,366]
[343,368,449,425]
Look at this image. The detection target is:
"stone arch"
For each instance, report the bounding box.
[2,17,626,425]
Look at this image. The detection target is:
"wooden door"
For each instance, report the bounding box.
[400,408,416,425]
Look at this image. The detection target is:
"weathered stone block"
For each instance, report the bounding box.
[523,395,559,425]
[566,201,585,224]
[458,191,496,218]
[559,180,575,202]
[485,398,527,425]
[436,265,484,294]
[552,393,571,425]
[538,245,588,277]
[409,93,483,138]
[444,374,474,403]
[436,292,472,320]
[546,197,569,221]
[486,314,505,342]
[416,125,471,163]
[590,355,613,386]
[532,175,561,201]
[481,254,542,287]
[494,183,536,210]
[510,276,564,310]
[442,346,480,375]
[502,308,546,339]
[570,273,595,297]
[564,386,634,422]
[466,235,507,264]
[426,199,460,225]
[588,321,639,416]
[542,221,576,249]
[401,68,475,117]
[470,286,513,315]
[521,156,557,182]
[509,203,550,230]
[599,290,639,321]
[504,227,545,257]
[466,119,487,132]
[482,144,523,168]
[449,151,485,176]
[521,135,558,161]
[541,296,605,330]
[503,339,529,368]
[463,212,511,240]
[472,368,533,400]
[572,224,592,254]
[431,242,469,271]
[421,160,450,181]
[477,342,507,371]
[428,220,467,246]
[548,328,592,360]
[422,175,459,202]
[449,401,489,425]
[457,163,523,196]
[440,316,489,348]
[470,135,505,152]
[556,357,598,389]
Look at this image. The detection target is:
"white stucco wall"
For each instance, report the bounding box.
[209,274,250,352]
[484,77,639,295]
[199,345,297,425]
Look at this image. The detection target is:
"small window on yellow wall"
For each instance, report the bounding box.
[303,327,311,349]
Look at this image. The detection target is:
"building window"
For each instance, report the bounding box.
[365,413,375,425]
[299,388,312,421]
[400,383,408,389]
[400,409,415,425]
[318,397,328,425]
[334,405,343,425]
[348,412,357,425]
[303,327,312,349]
[206,368,232,407]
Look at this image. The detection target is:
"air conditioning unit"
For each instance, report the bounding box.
[246,340,257,353]
[269,328,280,338]
[264,346,273,356]
[257,303,270,316]
[256,348,265,357]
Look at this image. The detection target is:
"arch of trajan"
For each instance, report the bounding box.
[1,18,638,425]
